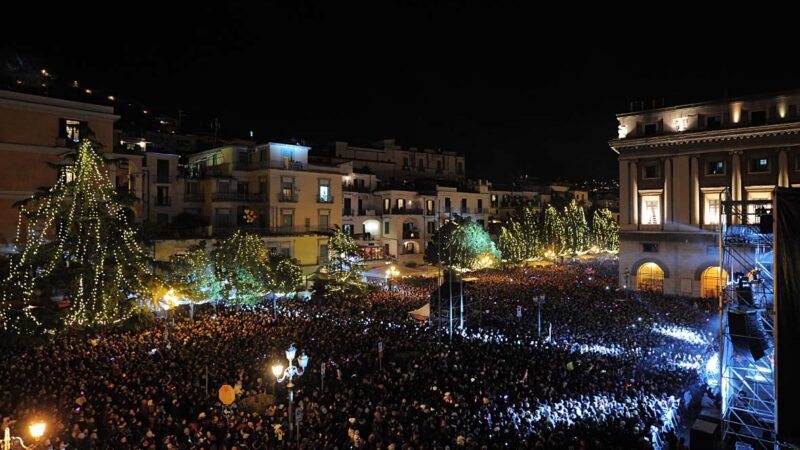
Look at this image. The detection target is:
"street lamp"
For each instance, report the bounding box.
[274,344,309,442]
[623,268,630,289]
[271,364,283,395]
[3,421,46,450]
[385,265,399,291]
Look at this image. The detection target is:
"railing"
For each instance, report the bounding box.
[278,193,299,202]
[343,209,353,216]
[232,159,342,174]
[402,229,420,239]
[317,195,335,204]
[389,207,423,215]
[212,192,250,202]
[460,207,469,214]
[184,193,204,202]
[213,225,334,237]
[343,184,372,193]
[425,209,435,216]
[248,193,267,202]
[473,207,489,214]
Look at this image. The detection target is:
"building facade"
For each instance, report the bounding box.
[0,90,143,251]
[610,90,800,296]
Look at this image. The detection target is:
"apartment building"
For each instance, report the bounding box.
[333,139,466,182]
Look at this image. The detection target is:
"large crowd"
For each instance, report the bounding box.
[0,262,715,449]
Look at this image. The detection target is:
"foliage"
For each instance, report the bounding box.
[1,139,151,332]
[165,244,223,304]
[425,220,499,270]
[325,225,366,290]
[591,208,620,251]
[562,200,590,254]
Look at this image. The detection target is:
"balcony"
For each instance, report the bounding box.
[278,192,299,202]
[460,207,470,214]
[343,183,372,193]
[425,209,435,216]
[317,195,335,204]
[388,207,423,215]
[473,208,489,214]
[212,192,251,202]
[343,208,353,216]
[212,224,334,237]
[402,228,421,239]
[184,193,204,202]
[155,196,172,207]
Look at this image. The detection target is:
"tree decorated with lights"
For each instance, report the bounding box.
[426,220,499,270]
[213,232,271,304]
[540,204,566,256]
[562,199,589,254]
[591,208,619,251]
[212,231,303,304]
[498,225,525,264]
[166,245,223,305]
[1,138,150,332]
[325,225,366,289]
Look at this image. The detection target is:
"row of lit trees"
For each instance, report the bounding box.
[0,139,303,333]
[498,200,619,263]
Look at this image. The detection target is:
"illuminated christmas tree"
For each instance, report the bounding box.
[1,139,150,332]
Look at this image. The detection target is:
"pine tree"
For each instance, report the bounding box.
[541,204,566,255]
[326,225,365,289]
[591,208,620,251]
[562,200,589,254]
[1,139,150,332]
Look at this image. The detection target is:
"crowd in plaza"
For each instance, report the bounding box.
[0,263,715,449]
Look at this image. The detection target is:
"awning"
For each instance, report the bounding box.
[408,303,430,321]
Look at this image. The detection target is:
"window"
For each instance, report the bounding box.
[318,179,330,202]
[319,244,329,264]
[215,208,231,227]
[217,180,230,194]
[644,123,658,136]
[491,194,498,208]
[156,159,170,183]
[418,159,424,171]
[460,198,468,212]
[403,157,409,169]
[319,211,330,228]
[62,119,82,143]
[436,160,443,172]
[707,160,726,176]
[701,266,728,299]
[342,224,353,235]
[637,262,664,292]
[60,166,75,183]
[444,197,451,211]
[642,164,660,179]
[281,210,294,228]
[641,194,661,225]
[427,221,435,234]
[156,186,170,206]
[383,198,391,213]
[749,157,770,173]
[384,221,390,234]
[477,199,483,211]
[281,177,294,196]
[750,110,767,125]
[343,197,352,215]
[642,243,659,253]
[704,194,722,225]
[746,190,772,218]
[457,161,464,174]
[426,199,435,214]
[706,115,722,130]
[396,198,405,210]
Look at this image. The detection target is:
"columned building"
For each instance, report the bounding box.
[610,90,800,296]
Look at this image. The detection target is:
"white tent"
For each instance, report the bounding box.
[408,303,430,321]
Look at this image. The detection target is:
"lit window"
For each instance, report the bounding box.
[637,262,664,292]
[641,194,661,225]
[704,195,722,225]
[701,266,728,299]
[65,119,81,143]
[707,160,725,175]
[746,191,772,218]
[749,157,769,173]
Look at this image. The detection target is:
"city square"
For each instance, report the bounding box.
[1,5,800,450]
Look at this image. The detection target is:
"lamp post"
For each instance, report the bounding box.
[3,421,46,450]
[623,268,630,289]
[275,344,309,442]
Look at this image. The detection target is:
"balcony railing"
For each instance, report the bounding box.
[343,209,353,216]
[343,184,372,193]
[278,193,299,202]
[460,207,470,214]
[317,195,335,204]
[212,224,334,237]
[402,228,421,239]
[473,207,489,214]
[388,207,423,215]
[212,192,250,202]
[184,193,204,202]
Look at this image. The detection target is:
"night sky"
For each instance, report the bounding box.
[3,5,799,183]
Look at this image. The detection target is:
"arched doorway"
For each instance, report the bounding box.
[701,266,728,298]
[637,262,664,292]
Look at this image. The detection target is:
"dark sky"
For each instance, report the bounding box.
[3,4,799,183]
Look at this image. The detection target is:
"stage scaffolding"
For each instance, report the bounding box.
[719,190,776,450]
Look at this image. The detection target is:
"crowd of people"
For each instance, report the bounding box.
[0,262,715,449]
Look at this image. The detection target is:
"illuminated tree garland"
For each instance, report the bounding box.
[1,139,150,332]
[325,225,366,290]
[212,231,302,304]
[425,220,499,270]
[497,203,619,264]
